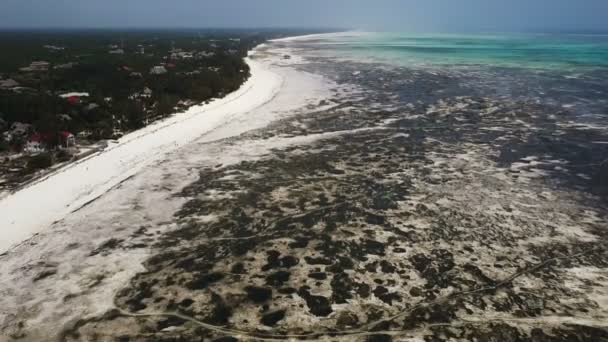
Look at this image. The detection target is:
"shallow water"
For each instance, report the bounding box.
[283,32,608,126]
[277,32,608,196]
[304,32,608,70]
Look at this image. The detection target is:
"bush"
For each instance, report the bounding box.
[56,149,72,163]
[27,152,54,171]
[0,137,8,152]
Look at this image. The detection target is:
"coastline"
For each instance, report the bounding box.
[269,30,364,42]
[1,31,607,341]
[0,34,335,341]
[0,51,283,254]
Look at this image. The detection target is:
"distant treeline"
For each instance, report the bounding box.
[0,29,320,149]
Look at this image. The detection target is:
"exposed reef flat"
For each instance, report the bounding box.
[64,58,608,340]
[3,35,608,341]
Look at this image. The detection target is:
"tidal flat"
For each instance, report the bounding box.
[64,38,608,341]
[2,33,608,341]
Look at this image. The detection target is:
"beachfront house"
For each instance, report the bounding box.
[3,122,32,147]
[170,51,194,59]
[24,141,43,153]
[19,61,50,72]
[59,131,76,148]
[197,51,215,58]
[0,79,20,89]
[150,66,168,75]
[44,45,65,51]
[8,87,36,94]
[10,122,32,138]
[85,103,100,112]
[25,133,45,153]
[129,87,153,100]
[26,130,76,150]
[54,63,75,70]
[59,114,72,122]
[59,92,90,105]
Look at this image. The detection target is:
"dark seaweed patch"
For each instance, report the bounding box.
[187,272,225,290]
[266,271,291,287]
[245,286,272,303]
[261,310,286,327]
[298,288,333,317]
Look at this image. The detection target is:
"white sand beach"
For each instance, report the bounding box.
[0,38,336,340]
[0,52,285,254]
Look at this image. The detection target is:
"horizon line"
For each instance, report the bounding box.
[0,27,607,36]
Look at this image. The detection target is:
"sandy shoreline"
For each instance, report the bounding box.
[0,31,351,254]
[2,31,608,341]
[0,52,284,254]
[0,36,336,341]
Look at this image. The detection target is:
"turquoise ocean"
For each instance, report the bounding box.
[276,31,608,186]
[284,32,608,126]
[308,32,608,71]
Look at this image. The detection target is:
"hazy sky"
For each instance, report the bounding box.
[1,0,607,32]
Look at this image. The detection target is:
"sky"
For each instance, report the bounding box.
[1,0,608,33]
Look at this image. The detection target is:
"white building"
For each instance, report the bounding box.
[54,63,75,70]
[150,66,168,75]
[19,61,50,72]
[44,45,65,51]
[24,141,43,153]
[0,79,19,89]
[198,51,216,58]
[85,103,100,111]
[59,92,90,99]
[10,122,32,137]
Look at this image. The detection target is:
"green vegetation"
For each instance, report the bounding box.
[26,152,53,171]
[0,29,322,189]
[0,29,281,145]
[0,138,7,152]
